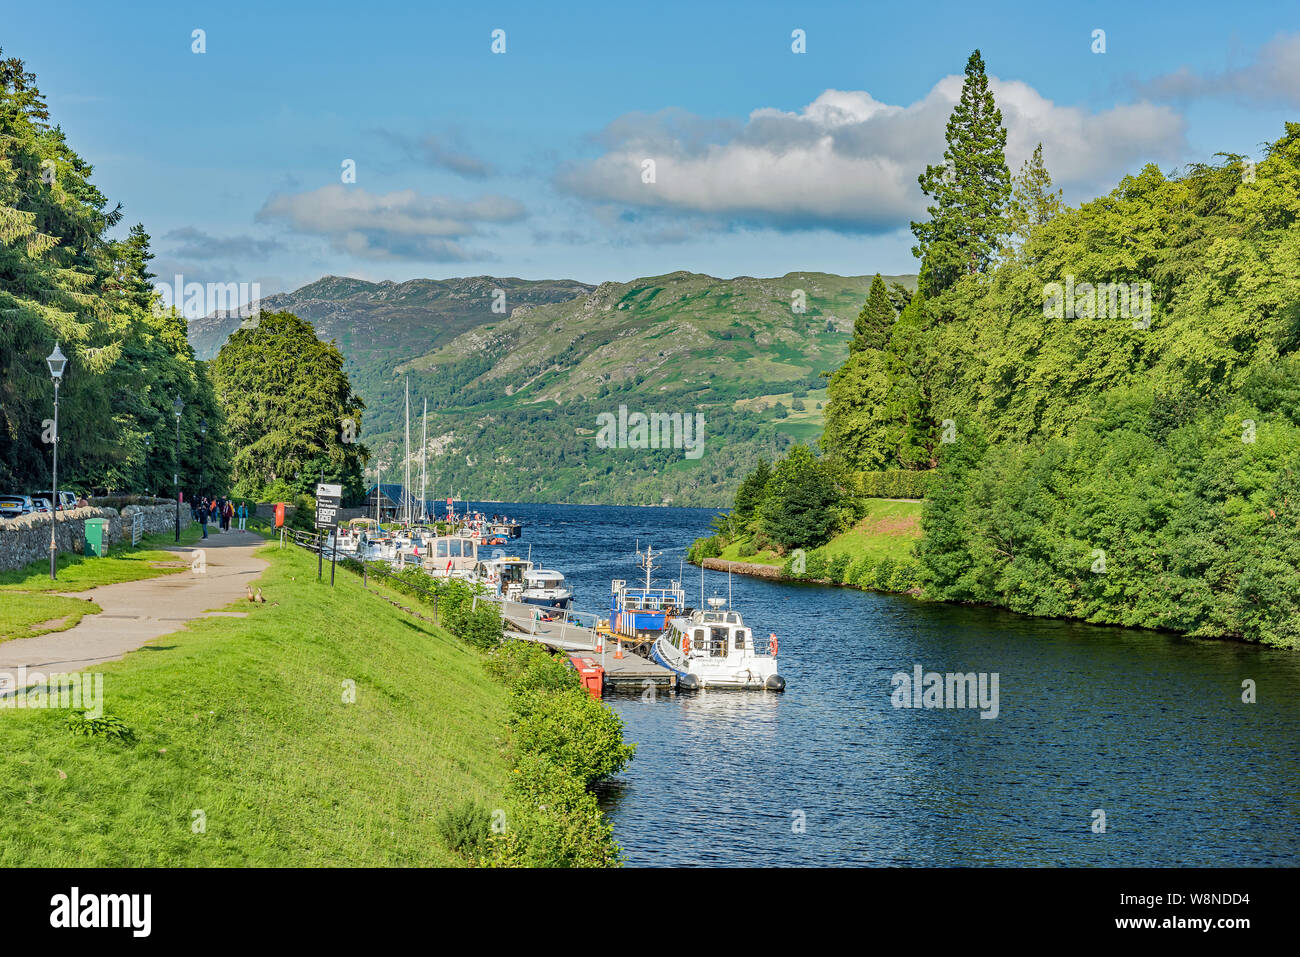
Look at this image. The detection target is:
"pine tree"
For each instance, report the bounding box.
[1004,143,1063,256]
[910,50,1011,295]
[851,274,893,353]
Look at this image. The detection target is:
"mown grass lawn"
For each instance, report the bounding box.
[0,541,512,866]
[715,499,924,567]
[816,499,922,565]
[0,593,100,644]
[0,523,206,593]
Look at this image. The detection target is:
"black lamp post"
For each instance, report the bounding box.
[46,343,67,580]
[173,396,184,542]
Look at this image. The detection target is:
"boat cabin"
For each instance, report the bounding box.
[424,534,479,577]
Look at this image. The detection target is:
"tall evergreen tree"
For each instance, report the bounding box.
[1004,143,1063,256]
[910,50,1011,295]
[851,274,893,353]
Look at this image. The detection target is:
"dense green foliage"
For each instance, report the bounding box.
[484,640,634,866]
[825,48,1300,646]
[0,51,228,496]
[211,310,368,505]
[690,446,860,558]
[821,290,942,470]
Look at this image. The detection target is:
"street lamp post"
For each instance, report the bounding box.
[173,396,184,542]
[46,344,67,580]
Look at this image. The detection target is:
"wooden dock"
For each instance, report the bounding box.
[493,598,677,693]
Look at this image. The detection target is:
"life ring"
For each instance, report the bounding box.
[770,633,778,656]
[682,634,691,656]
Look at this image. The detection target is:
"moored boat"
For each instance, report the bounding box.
[651,597,785,691]
[520,568,573,610]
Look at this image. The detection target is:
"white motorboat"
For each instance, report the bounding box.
[520,568,573,610]
[652,597,785,691]
[473,553,534,602]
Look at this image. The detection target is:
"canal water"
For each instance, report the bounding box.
[467,501,1300,867]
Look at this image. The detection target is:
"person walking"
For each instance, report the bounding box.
[209,497,221,532]
[237,501,248,531]
[223,499,233,531]
[198,496,209,539]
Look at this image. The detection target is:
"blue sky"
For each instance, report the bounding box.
[7,0,1299,296]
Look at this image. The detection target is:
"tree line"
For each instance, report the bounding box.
[822,49,1300,647]
[1,49,368,507]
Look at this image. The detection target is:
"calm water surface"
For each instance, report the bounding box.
[465,502,1300,867]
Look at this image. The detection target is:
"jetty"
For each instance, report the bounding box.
[494,597,676,693]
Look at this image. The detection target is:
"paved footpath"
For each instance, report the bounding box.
[0,529,268,687]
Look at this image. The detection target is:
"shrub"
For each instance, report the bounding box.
[803,552,828,581]
[874,557,897,590]
[737,541,757,558]
[491,754,622,868]
[828,553,851,584]
[436,800,492,860]
[486,641,577,694]
[66,711,135,743]
[689,535,723,562]
[511,688,636,787]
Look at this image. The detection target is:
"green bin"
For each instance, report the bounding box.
[84,518,108,557]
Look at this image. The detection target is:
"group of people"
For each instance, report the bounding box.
[192,495,248,539]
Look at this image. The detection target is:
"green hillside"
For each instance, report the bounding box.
[372,271,913,505]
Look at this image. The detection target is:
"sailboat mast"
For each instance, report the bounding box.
[419,398,428,523]
[403,378,412,525]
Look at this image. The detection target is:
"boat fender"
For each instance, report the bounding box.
[679,673,701,691]
[765,674,786,692]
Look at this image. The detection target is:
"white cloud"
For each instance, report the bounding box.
[556,77,1186,234]
[1134,32,1300,107]
[163,227,282,260]
[255,185,526,261]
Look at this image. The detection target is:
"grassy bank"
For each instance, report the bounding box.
[0,539,626,866]
[693,499,925,594]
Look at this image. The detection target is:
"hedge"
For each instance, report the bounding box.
[856,469,938,499]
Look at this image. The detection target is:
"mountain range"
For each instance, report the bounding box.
[190,270,914,505]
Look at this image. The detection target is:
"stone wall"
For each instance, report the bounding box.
[121,502,182,537]
[0,503,190,572]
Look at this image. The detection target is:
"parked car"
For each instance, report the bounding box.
[34,490,78,511]
[0,495,35,519]
[30,497,52,514]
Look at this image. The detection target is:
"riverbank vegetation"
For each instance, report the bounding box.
[0,541,631,865]
[342,558,633,865]
[696,49,1300,649]
[689,457,926,595]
